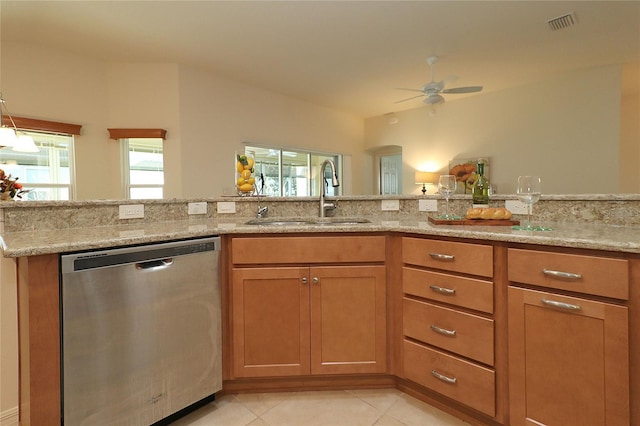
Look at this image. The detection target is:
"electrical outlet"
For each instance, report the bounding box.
[188,202,207,215]
[217,201,236,214]
[381,199,400,211]
[418,199,438,212]
[119,204,144,219]
[505,199,528,214]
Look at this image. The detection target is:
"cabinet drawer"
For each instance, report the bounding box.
[403,267,493,314]
[402,237,493,278]
[404,340,495,417]
[403,298,494,366]
[508,248,629,300]
[232,236,385,264]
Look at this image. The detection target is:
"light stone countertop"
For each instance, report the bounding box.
[2,217,640,257]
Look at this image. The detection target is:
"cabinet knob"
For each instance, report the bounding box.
[312,277,319,284]
[301,277,308,284]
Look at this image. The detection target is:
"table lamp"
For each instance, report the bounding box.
[415,171,438,195]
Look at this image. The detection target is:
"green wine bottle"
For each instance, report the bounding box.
[472,160,490,207]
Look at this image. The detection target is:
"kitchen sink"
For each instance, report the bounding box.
[313,218,372,226]
[244,218,371,226]
[244,218,315,226]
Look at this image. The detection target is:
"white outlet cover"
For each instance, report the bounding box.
[188,202,207,215]
[119,204,144,219]
[381,199,400,211]
[505,199,528,214]
[418,199,438,212]
[217,201,236,214]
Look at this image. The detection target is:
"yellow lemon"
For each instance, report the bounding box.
[241,169,252,180]
[238,183,254,193]
[236,161,244,173]
[244,157,255,170]
[247,177,255,185]
[237,177,246,186]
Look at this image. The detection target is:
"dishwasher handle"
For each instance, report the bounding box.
[135,258,174,270]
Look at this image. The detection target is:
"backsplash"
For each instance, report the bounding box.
[0,194,638,232]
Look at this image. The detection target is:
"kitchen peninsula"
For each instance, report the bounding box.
[1,195,638,426]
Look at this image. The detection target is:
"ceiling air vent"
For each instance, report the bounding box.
[547,12,577,31]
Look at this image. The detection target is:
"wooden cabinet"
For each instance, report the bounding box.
[230,236,387,378]
[401,237,497,417]
[508,248,630,426]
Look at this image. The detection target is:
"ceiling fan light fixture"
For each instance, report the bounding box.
[423,95,444,105]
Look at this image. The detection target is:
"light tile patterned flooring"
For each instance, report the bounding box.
[171,388,469,426]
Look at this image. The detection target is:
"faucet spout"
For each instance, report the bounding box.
[319,159,340,217]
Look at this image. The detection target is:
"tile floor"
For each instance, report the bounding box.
[170,388,469,426]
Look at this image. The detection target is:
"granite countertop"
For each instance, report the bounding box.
[2,217,640,257]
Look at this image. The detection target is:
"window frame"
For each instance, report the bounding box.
[244,144,343,197]
[120,137,165,200]
[0,116,81,201]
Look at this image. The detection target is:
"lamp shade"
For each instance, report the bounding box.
[0,127,18,147]
[415,171,438,184]
[13,134,39,152]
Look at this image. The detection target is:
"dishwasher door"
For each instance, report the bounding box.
[61,237,222,426]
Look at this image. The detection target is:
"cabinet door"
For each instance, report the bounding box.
[310,265,387,375]
[232,267,310,377]
[508,286,629,426]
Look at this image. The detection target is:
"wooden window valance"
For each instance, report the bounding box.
[1,115,82,135]
[108,128,167,140]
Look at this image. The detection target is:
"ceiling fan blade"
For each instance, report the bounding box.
[395,87,425,93]
[395,94,425,104]
[441,86,483,94]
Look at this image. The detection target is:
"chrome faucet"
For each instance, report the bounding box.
[319,159,340,217]
[256,172,268,218]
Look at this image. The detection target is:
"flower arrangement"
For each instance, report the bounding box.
[0,169,29,200]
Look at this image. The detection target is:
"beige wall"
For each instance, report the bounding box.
[106,63,183,198]
[176,65,364,197]
[619,90,640,193]
[365,65,626,195]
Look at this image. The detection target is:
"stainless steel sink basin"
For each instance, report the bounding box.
[244,218,314,226]
[313,218,372,226]
[244,218,371,226]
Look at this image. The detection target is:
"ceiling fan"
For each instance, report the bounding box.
[395,56,483,105]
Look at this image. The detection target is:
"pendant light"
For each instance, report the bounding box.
[0,93,39,152]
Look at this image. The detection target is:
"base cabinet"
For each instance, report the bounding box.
[508,248,630,426]
[400,237,497,419]
[230,236,387,379]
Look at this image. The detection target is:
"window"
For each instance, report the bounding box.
[245,145,342,197]
[0,130,75,200]
[121,138,164,199]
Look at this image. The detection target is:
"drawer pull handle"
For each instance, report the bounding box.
[541,299,582,312]
[542,269,582,280]
[431,369,457,384]
[429,253,455,261]
[429,285,456,295]
[430,324,456,337]
[301,277,308,284]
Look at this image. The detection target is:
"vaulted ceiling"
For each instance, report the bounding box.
[2,1,639,118]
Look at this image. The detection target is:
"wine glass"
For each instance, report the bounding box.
[516,175,541,230]
[438,175,458,219]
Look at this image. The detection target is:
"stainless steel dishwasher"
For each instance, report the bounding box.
[60,236,222,426]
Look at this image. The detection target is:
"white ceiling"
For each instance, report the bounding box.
[1,1,639,118]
